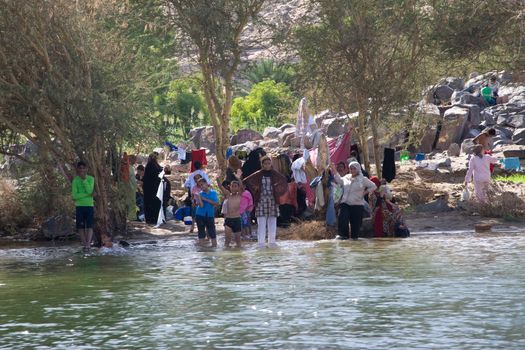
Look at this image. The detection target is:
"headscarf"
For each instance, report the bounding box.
[348,161,363,176]
[370,176,381,188]
[228,155,242,171]
[242,148,266,178]
[348,161,364,187]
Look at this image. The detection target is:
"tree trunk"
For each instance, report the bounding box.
[85,135,126,243]
[370,109,382,178]
[357,107,371,174]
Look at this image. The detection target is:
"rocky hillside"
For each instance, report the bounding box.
[241,0,312,62]
[419,71,525,155]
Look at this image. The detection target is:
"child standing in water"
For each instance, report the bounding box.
[218,174,243,248]
[195,178,219,247]
[240,189,254,240]
[189,174,202,233]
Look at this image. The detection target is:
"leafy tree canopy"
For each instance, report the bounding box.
[231,80,295,132]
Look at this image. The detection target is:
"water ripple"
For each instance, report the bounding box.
[0,234,524,349]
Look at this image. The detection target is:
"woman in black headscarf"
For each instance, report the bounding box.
[143,153,162,224]
[241,148,266,179]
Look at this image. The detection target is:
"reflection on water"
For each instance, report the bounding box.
[0,234,524,349]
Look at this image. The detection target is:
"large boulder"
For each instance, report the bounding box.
[230,129,263,145]
[278,127,297,147]
[461,138,476,155]
[231,141,258,154]
[512,128,525,145]
[435,106,469,150]
[433,85,454,104]
[321,116,352,137]
[505,115,525,129]
[447,143,461,157]
[498,85,525,97]
[492,126,514,148]
[279,123,295,132]
[488,103,525,120]
[417,102,441,122]
[418,128,438,153]
[503,147,525,159]
[459,93,485,106]
[259,139,279,149]
[481,110,496,125]
[493,125,514,139]
[508,94,525,106]
[313,109,337,126]
[41,215,74,240]
[499,70,512,83]
[465,104,481,125]
[263,127,281,139]
[450,90,464,104]
[189,126,215,152]
[414,103,440,153]
[441,76,464,90]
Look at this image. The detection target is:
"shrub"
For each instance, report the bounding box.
[0,178,31,235]
[230,80,295,132]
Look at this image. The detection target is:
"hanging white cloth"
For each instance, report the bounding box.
[155,170,165,228]
[314,181,325,210]
[291,157,307,184]
[177,147,186,161]
[296,97,310,148]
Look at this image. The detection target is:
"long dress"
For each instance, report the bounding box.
[143,160,162,224]
[255,176,279,218]
[369,191,396,237]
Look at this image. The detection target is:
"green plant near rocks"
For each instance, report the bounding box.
[230,80,295,132]
[494,174,525,184]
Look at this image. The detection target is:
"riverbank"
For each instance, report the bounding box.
[1,147,524,244]
[2,210,524,250]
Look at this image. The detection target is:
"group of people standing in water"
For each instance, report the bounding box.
[71,145,415,250]
[70,127,503,250]
[174,147,411,249]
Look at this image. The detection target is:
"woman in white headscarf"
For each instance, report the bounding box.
[330,161,377,240]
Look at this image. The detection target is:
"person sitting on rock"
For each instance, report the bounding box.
[487,75,500,97]
[481,85,497,106]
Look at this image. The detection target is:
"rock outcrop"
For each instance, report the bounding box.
[413,71,525,156]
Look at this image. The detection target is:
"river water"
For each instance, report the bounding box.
[0,233,524,349]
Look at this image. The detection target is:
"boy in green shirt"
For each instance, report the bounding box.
[71,161,95,250]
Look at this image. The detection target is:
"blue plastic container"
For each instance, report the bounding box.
[500,157,521,171]
[415,153,425,162]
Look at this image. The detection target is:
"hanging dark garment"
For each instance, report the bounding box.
[382,148,396,183]
[181,151,192,165]
[350,144,361,164]
[296,184,307,217]
[143,160,162,224]
[241,148,266,179]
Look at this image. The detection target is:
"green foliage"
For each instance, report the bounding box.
[152,76,209,141]
[242,60,297,88]
[495,174,525,184]
[428,0,521,62]
[159,0,268,170]
[230,80,295,132]
[100,0,179,151]
[295,0,429,111]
